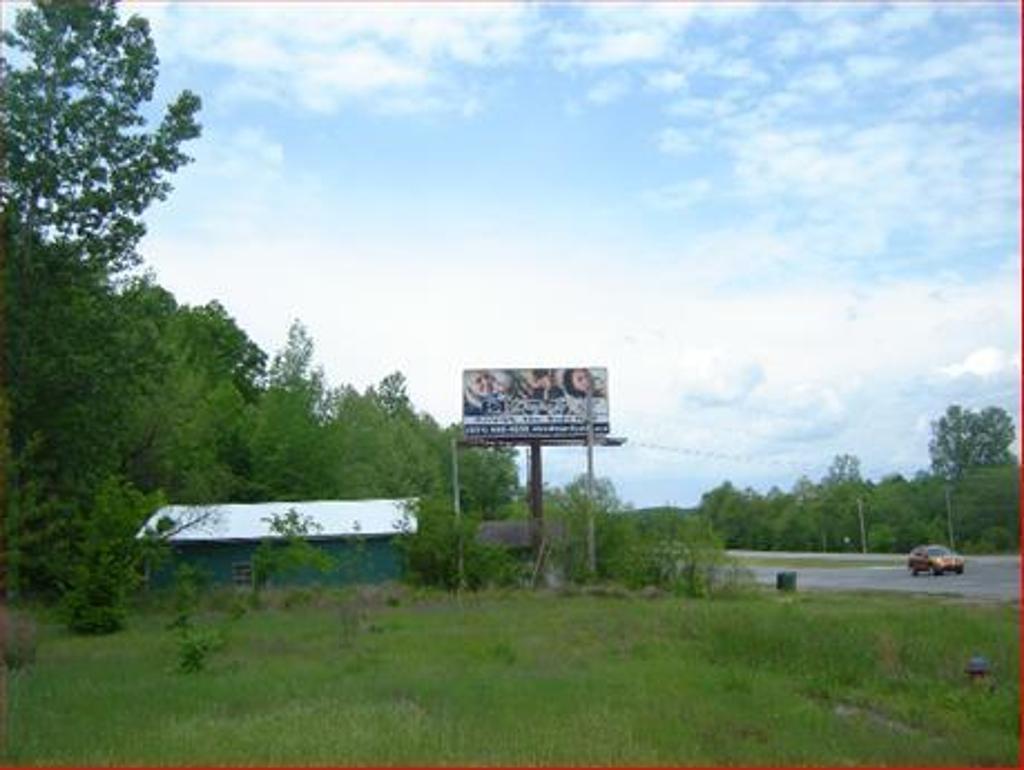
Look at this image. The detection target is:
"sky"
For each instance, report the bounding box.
[107,1,1020,508]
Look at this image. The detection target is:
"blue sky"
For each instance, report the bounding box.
[109,1,1021,507]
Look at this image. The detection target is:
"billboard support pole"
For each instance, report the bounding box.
[529,440,543,550]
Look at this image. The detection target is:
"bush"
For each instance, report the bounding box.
[398,496,522,590]
[61,477,165,634]
[252,509,335,590]
[176,624,225,673]
[600,511,733,598]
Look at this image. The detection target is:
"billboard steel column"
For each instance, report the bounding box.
[529,440,543,548]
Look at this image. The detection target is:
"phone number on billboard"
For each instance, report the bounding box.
[463,423,611,437]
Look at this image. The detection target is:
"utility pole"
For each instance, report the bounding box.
[451,437,464,592]
[857,497,867,554]
[586,388,596,576]
[945,485,956,549]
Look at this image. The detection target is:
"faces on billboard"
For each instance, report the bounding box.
[463,369,512,416]
[462,367,609,437]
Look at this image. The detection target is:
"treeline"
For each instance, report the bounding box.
[8,277,519,598]
[697,456,1019,555]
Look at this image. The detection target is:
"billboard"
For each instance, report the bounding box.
[462,367,609,439]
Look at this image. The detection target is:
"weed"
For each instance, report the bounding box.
[489,641,517,665]
[282,588,315,610]
[338,600,363,647]
[176,625,225,674]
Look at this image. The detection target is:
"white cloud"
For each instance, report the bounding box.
[136,2,535,115]
[675,349,765,406]
[548,3,700,69]
[820,19,866,50]
[844,54,901,80]
[585,74,631,105]
[646,69,687,93]
[939,347,1019,379]
[655,127,698,156]
[876,5,935,35]
[642,179,712,211]
[789,64,845,94]
[771,28,813,59]
[909,33,1021,93]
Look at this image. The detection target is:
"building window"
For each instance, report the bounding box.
[232,561,253,588]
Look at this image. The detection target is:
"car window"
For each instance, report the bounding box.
[927,546,948,556]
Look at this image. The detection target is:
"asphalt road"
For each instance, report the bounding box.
[730,551,1020,602]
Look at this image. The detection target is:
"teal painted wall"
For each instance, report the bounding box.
[148,536,404,589]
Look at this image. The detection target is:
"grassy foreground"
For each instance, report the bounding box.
[6,587,1020,766]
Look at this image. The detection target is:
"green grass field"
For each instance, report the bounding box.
[6,587,1020,766]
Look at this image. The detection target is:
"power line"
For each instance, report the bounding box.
[625,440,829,474]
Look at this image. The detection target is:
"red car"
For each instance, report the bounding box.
[908,545,965,576]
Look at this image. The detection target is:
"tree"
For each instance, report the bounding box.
[457,446,519,518]
[252,509,334,590]
[2,0,201,598]
[2,0,201,272]
[250,321,337,499]
[375,371,412,419]
[929,405,1016,482]
[820,454,866,551]
[61,476,164,634]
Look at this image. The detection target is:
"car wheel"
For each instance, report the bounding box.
[933,567,943,576]
[955,567,964,575]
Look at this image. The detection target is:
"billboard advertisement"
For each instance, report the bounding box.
[462,367,609,439]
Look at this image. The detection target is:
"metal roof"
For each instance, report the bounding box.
[139,499,417,542]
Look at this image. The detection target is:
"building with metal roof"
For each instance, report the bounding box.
[140,499,417,589]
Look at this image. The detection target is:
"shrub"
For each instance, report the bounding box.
[252,509,335,590]
[598,511,734,598]
[61,477,165,634]
[398,496,522,590]
[176,624,225,674]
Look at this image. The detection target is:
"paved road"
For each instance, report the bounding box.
[729,551,1020,602]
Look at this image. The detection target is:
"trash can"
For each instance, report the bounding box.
[776,571,797,591]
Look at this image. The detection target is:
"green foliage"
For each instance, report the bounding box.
[398,496,521,590]
[930,405,1016,482]
[2,0,200,598]
[61,476,164,634]
[695,423,1019,554]
[252,508,335,590]
[458,446,519,518]
[2,0,202,271]
[167,563,206,629]
[176,624,225,674]
[607,511,730,597]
